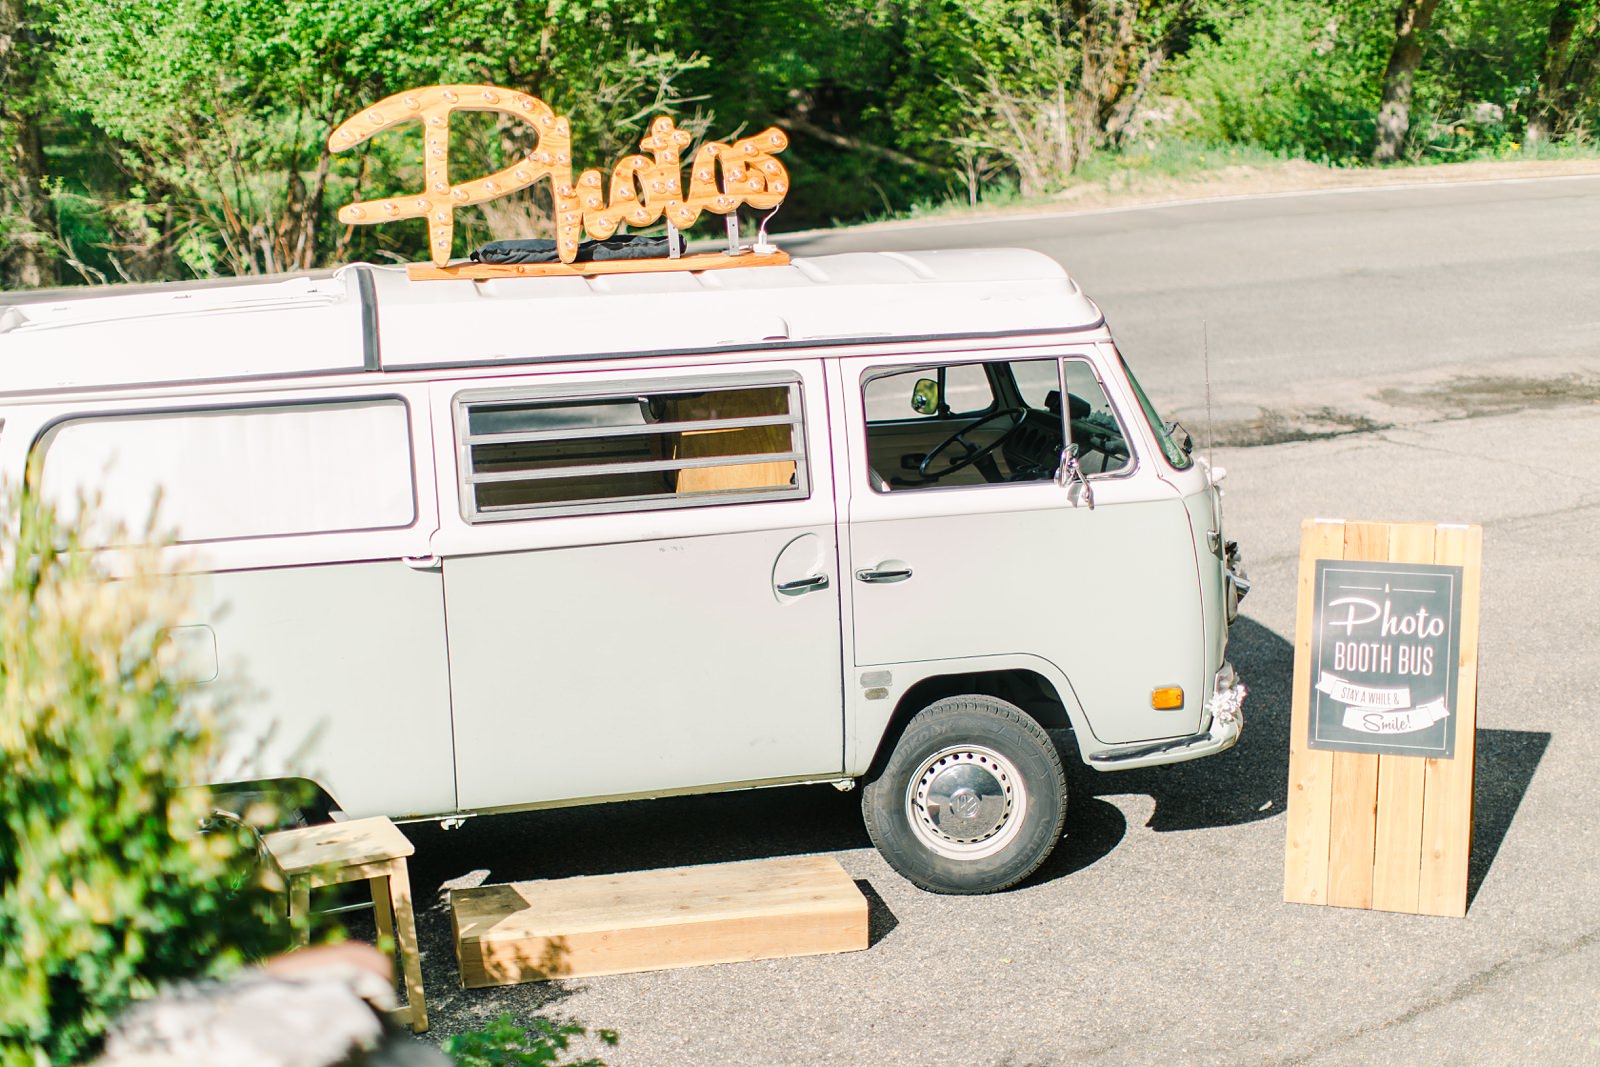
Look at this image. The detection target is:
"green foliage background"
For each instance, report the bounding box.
[0,491,295,1065]
[1,0,1597,288]
[1174,0,1596,161]
[1174,1,1394,159]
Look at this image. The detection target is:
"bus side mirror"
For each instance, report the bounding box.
[1054,443,1094,509]
[910,379,940,415]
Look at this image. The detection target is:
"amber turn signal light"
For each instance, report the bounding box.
[1151,686,1184,710]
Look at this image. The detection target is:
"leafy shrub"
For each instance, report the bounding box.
[445,1013,620,1067]
[0,489,293,1066]
[1405,0,1582,158]
[1169,0,1392,162]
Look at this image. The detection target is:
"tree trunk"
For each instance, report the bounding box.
[1371,0,1444,165]
[0,0,57,288]
[133,195,181,282]
[1104,39,1172,147]
[276,146,332,272]
[1065,0,1194,159]
[783,114,930,171]
[1526,0,1600,147]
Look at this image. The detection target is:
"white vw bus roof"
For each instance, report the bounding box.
[0,248,1104,396]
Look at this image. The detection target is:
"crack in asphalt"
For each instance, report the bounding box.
[1488,499,1600,535]
[1244,496,1600,572]
[1216,385,1599,456]
[1375,374,1600,419]
[1369,427,1600,491]
[1262,924,1600,1066]
[1206,408,1392,448]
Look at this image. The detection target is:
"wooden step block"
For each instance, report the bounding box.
[451,855,868,988]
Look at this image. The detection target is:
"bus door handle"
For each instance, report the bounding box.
[855,564,912,584]
[776,573,831,596]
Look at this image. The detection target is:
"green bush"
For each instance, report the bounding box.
[0,489,293,1066]
[445,1013,620,1067]
[1168,0,1392,163]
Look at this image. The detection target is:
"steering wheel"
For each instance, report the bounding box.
[1069,417,1130,467]
[918,407,1026,481]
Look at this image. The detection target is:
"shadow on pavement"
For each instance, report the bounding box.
[1023,794,1128,889]
[395,789,882,1032]
[1079,613,1294,833]
[1063,613,1550,910]
[405,783,871,896]
[400,613,1298,918]
[376,610,1548,1031]
[400,613,1547,914]
[854,879,899,948]
[1469,727,1548,908]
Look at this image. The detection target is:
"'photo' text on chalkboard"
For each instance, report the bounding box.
[1309,560,1463,758]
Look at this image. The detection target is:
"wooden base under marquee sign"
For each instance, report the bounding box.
[407,249,790,282]
[1283,519,1483,917]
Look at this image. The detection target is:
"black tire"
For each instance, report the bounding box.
[862,695,1067,894]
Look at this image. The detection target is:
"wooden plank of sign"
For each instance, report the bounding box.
[1324,520,1389,909]
[407,249,791,281]
[1326,751,1379,908]
[1417,524,1482,917]
[1283,519,1347,905]
[451,855,868,988]
[1370,522,1438,913]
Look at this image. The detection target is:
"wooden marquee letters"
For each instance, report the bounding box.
[329,84,790,266]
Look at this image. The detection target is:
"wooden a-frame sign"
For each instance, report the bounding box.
[1283,518,1483,917]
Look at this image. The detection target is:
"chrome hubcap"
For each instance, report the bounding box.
[906,745,1027,860]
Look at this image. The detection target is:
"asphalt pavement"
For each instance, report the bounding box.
[785,173,1600,446]
[378,175,1600,1065]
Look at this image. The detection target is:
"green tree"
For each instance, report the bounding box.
[652,0,946,223]
[1170,0,1393,161]
[5,0,1596,290]
[0,489,293,1066]
[0,0,60,287]
[933,0,1201,197]
[48,0,709,277]
[1526,0,1600,145]
[1372,0,1446,163]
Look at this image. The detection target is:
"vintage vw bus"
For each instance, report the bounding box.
[0,248,1247,893]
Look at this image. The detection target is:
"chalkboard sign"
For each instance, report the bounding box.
[1286,519,1481,917]
[1309,559,1463,758]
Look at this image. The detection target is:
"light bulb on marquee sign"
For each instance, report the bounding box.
[328,85,791,266]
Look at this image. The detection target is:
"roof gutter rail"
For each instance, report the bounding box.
[351,264,382,372]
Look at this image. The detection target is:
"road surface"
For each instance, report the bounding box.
[786,174,1600,444]
[392,176,1600,1065]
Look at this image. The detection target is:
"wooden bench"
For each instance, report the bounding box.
[451,855,868,988]
[263,816,428,1032]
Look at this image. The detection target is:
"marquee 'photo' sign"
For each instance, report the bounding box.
[327,84,790,267]
[1309,560,1463,758]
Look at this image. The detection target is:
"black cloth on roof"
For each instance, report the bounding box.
[470,233,686,264]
